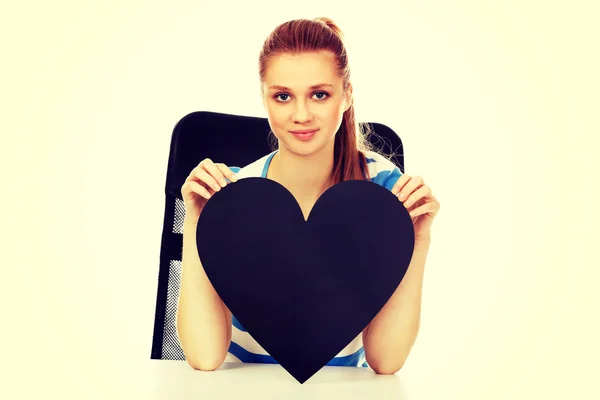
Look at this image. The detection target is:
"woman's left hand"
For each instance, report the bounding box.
[391,175,440,241]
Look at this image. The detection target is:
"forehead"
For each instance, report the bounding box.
[264,51,341,89]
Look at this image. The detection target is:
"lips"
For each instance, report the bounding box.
[290,129,319,140]
[290,129,318,134]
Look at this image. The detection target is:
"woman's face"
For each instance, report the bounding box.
[261,51,351,157]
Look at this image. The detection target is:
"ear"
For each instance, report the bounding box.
[344,84,353,112]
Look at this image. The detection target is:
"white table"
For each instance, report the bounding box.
[46,359,409,399]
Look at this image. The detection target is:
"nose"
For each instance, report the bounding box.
[292,99,312,123]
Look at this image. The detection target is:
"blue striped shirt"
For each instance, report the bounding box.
[223,149,402,368]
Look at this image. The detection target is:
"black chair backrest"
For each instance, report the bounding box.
[151,111,404,360]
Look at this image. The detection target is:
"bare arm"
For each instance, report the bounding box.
[176,216,232,371]
[362,234,430,374]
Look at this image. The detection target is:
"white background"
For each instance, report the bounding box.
[3,0,599,398]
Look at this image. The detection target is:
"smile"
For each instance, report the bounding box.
[289,129,318,140]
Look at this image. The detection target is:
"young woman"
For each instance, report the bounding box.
[177,17,440,375]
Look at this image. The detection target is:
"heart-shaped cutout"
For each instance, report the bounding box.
[196,178,415,383]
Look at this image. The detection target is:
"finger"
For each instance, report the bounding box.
[201,159,229,188]
[186,180,212,199]
[403,185,432,209]
[398,176,424,202]
[216,164,238,183]
[194,168,222,192]
[185,163,208,183]
[391,174,411,195]
[408,202,433,218]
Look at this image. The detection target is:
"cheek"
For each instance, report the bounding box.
[331,107,344,121]
[313,102,344,123]
[266,103,285,120]
[265,105,283,127]
[326,103,346,125]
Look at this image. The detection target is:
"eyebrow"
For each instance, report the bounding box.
[268,83,334,91]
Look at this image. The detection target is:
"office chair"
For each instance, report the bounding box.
[150,110,404,361]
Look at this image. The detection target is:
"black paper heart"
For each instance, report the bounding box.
[196,178,415,383]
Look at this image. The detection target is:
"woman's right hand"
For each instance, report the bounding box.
[181,158,238,223]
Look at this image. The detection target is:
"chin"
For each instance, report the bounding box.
[281,139,333,158]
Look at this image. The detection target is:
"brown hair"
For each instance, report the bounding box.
[258,17,376,184]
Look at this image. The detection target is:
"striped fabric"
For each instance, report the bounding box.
[223,149,403,368]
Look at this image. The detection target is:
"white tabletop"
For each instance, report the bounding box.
[163,361,407,399]
[44,359,409,399]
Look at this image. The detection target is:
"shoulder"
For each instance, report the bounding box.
[363,150,403,191]
[226,151,276,179]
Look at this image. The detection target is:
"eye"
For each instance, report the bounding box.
[274,91,330,102]
[275,93,290,102]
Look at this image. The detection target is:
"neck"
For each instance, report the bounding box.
[268,146,335,201]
